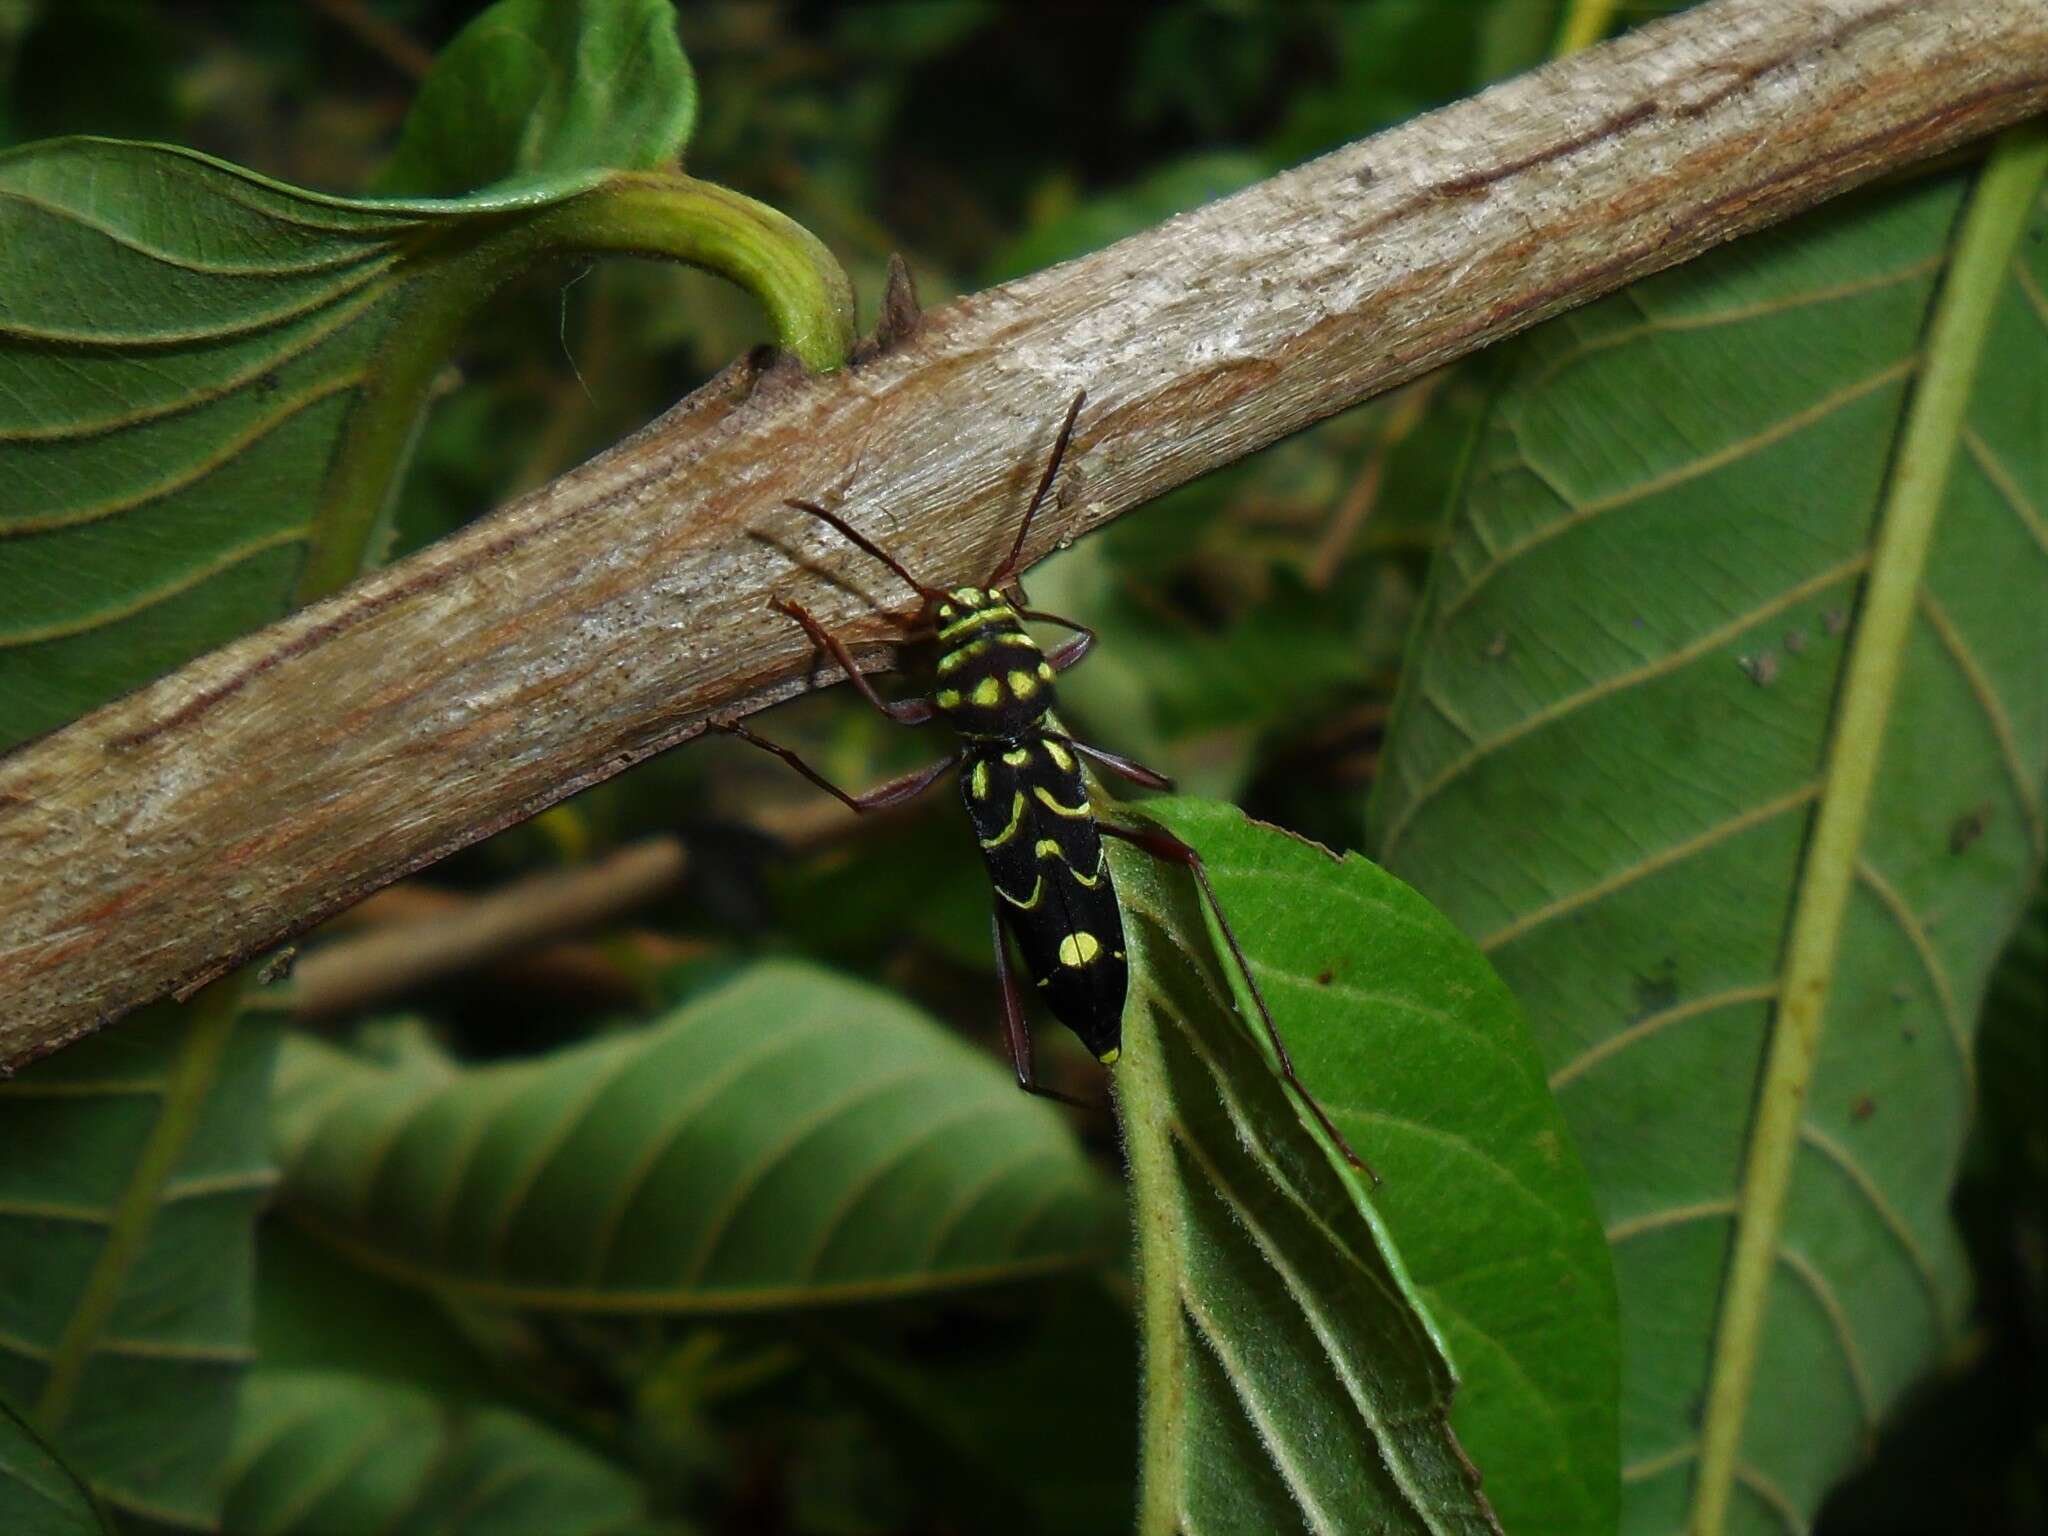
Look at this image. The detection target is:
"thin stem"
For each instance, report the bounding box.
[297,172,855,601]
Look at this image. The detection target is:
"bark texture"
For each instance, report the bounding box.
[4,0,2046,1065]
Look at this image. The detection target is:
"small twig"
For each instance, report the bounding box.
[1305,375,1446,590]
[284,837,688,1018]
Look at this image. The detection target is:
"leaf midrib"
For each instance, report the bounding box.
[1687,123,2048,1536]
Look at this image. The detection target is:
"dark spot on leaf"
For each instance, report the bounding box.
[1850,1094,1876,1122]
[1485,631,1508,659]
[1315,968,1334,987]
[1632,958,1679,1019]
[1822,608,1848,636]
[1948,802,1991,854]
[1738,651,1778,687]
[257,371,282,395]
[1783,628,1808,655]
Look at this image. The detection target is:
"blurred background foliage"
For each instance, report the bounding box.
[1,2,2040,1533]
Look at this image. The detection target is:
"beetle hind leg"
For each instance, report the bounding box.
[1100,820,1379,1184]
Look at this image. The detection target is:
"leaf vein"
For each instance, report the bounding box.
[1548,984,1779,1091]
[1178,1284,1340,1536]
[579,1017,846,1285]
[1961,425,2048,557]
[1853,858,1973,1087]
[1383,557,1864,857]
[1917,590,2045,858]
[1481,785,1820,953]
[1437,361,1912,624]
[1796,1122,1955,1343]
[0,524,310,648]
[1773,1244,1876,1431]
[679,1064,954,1289]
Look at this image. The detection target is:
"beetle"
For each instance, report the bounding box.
[715,392,1366,1172]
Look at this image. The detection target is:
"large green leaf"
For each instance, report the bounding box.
[1109,799,1615,1535]
[378,0,696,197]
[269,963,1121,1310]
[1370,131,2048,1535]
[0,995,277,1527]
[220,1368,680,1536]
[0,1396,106,1536]
[0,135,850,748]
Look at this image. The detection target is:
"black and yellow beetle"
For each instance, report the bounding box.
[718,393,1365,1171]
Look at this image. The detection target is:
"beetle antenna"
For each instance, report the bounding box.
[991,389,1086,585]
[785,499,940,600]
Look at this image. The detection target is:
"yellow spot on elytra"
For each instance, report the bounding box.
[938,604,1017,641]
[1034,838,1063,860]
[1097,1046,1120,1065]
[1008,670,1038,699]
[1033,785,1090,818]
[970,761,990,800]
[1038,661,1055,681]
[1057,931,1102,967]
[1003,747,1031,766]
[998,877,1044,910]
[937,638,990,674]
[936,689,962,709]
[971,675,1003,707]
[1042,738,1074,771]
[979,791,1026,848]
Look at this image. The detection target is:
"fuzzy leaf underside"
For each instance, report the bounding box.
[1371,156,2048,1533]
[1129,799,1619,1535]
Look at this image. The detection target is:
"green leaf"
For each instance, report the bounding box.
[254,1220,517,1407]
[0,134,851,748]
[220,1368,680,1536]
[378,0,697,197]
[0,1396,107,1536]
[269,963,1121,1311]
[0,994,277,1527]
[1111,799,1615,1535]
[1370,132,2048,1534]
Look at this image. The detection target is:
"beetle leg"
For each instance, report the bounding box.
[772,596,934,725]
[712,721,957,812]
[1099,820,1378,1183]
[992,909,1093,1109]
[1062,736,1172,791]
